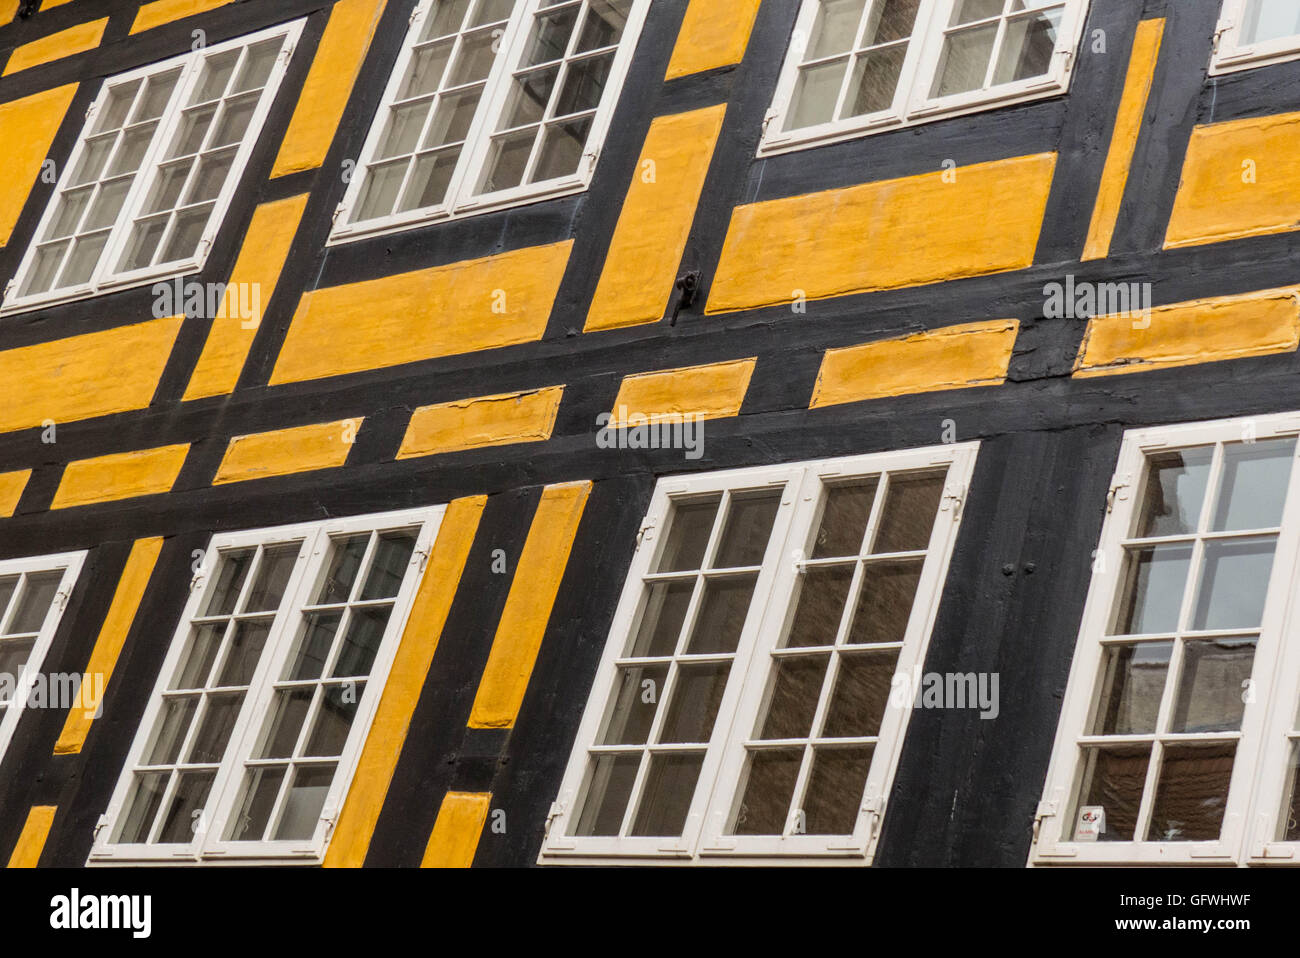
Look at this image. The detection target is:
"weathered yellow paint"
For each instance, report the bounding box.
[610,358,755,423]
[1075,287,1300,377]
[0,84,79,246]
[0,2,18,22]
[1165,112,1300,249]
[585,105,726,332]
[183,194,309,400]
[271,0,387,177]
[213,418,362,485]
[130,0,230,33]
[706,153,1056,314]
[811,321,1020,408]
[1083,18,1165,261]
[271,241,572,385]
[665,0,762,80]
[6,806,55,868]
[469,481,591,729]
[3,18,108,76]
[51,446,189,511]
[0,317,182,435]
[0,470,30,518]
[55,538,165,754]
[398,387,563,460]
[422,792,492,868]
[38,0,72,6]
[324,496,485,868]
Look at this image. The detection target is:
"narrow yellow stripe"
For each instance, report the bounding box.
[54,538,165,754]
[3,18,107,76]
[422,792,491,868]
[610,358,755,423]
[213,418,361,485]
[51,445,189,510]
[183,194,309,401]
[324,496,486,867]
[396,387,563,460]
[665,0,762,80]
[271,0,387,177]
[469,482,591,729]
[1082,19,1165,261]
[7,806,56,868]
[0,470,30,518]
[130,0,230,34]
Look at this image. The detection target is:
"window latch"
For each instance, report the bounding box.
[331,202,347,225]
[1106,473,1132,513]
[189,570,206,593]
[635,516,657,551]
[584,148,600,173]
[544,801,565,838]
[1212,20,1233,54]
[413,545,430,574]
[761,108,779,136]
[93,814,110,842]
[940,481,966,515]
[860,795,883,840]
[1032,799,1057,844]
[55,586,70,610]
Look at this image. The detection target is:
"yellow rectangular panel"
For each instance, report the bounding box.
[51,446,189,510]
[397,387,563,460]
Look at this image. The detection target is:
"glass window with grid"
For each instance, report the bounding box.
[5,23,298,312]
[97,512,437,863]
[336,0,643,238]
[1214,0,1300,70]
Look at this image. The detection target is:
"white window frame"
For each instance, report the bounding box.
[0,551,87,769]
[87,506,444,866]
[328,0,649,245]
[1211,0,1300,74]
[1,20,304,318]
[541,443,979,865]
[1032,412,1300,866]
[759,0,1090,158]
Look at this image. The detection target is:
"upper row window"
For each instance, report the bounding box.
[1213,0,1300,73]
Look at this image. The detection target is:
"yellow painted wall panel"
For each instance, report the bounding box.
[7,806,55,868]
[3,18,107,76]
[610,358,755,422]
[271,241,572,385]
[130,0,230,33]
[0,2,18,22]
[0,470,30,518]
[0,317,181,435]
[271,0,387,177]
[665,0,762,80]
[1165,112,1300,248]
[397,387,562,460]
[1075,287,1300,377]
[0,84,79,246]
[183,194,309,400]
[422,792,491,868]
[706,153,1056,314]
[811,321,1019,408]
[325,496,486,868]
[51,445,189,510]
[469,481,591,729]
[585,105,726,332]
[55,538,165,754]
[213,418,361,484]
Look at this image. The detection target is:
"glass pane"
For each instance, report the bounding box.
[193,50,239,103]
[1112,545,1192,635]
[20,241,70,296]
[931,23,998,97]
[554,52,612,115]
[1191,538,1276,631]
[846,558,922,645]
[571,752,639,836]
[713,492,781,568]
[260,687,314,758]
[684,573,756,654]
[72,135,115,185]
[285,611,342,681]
[449,28,501,84]
[355,158,408,220]
[0,577,18,623]
[360,530,417,600]
[144,696,199,765]
[135,70,182,122]
[427,0,472,39]
[1277,742,1300,840]
[1072,745,1150,841]
[533,115,592,180]
[84,177,131,230]
[629,752,704,836]
[211,94,257,146]
[243,544,299,613]
[655,496,721,572]
[812,480,877,559]
[186,691,244,764]
[626,580,692,657]
[866,0,921,44]
[1146,743,1236,842]
[160,204,214,262]
[424,87,483,146]
[1091,641,1171,735]
[172,623,225,690]
[1170,638,1256,734]
[378,101,428,159]
[730,748,802,835]
[114,772,169,844]
[874,472,944,553]
[232,38,282,93]
[472,0,515,27]
[224,765,286,841]
[145,162,190,213]
[1241,0,1300,45]
[56,233,109,287]
[991,7,1061,85]
[399,149,460,211]
[316,535,369,604]
[333,606,391,678]
[785,58,847,130]
[523,5,580,66]
[155,769,216,843]
[168,105,217,158]
[480,127,536,191]
[658,663,730,743]
[845,44,906,116]
[402,39,454,98]
[95,80,141,133]
[784,564,854,648]
[758,654,829,740]
[107,122,159,176]
[0,638,34,699]
[808,0,868,59]
[8,571,63,633]
[1213,440,1295,532]
[204,549,253,616]
[577,0,632,51]
[802,745,874,834]
[48,188,91,237]
[304,683,363,756]
[951,0,1003,24]
[822,649,898,737]
[1136,448,1213,538]
[183,150,235,204]
[273,764,336,840]
[217,619,271,687]
[599,664,668,745]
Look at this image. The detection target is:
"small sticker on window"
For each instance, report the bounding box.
[1076,805,1105,841]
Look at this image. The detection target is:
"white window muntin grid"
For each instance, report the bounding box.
[0,551,87,770]
[88,507,443,865]
[328,0,648,245]
[541,443,977,865]
[760,0,1088,158]
[1032,414,1300,866]
[2,20,303,317]
[1211,0,1300,74]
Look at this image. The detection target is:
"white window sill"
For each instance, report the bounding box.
[1210,45,1300,76]
[0,261,202,318]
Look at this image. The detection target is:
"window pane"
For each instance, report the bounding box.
[785,58,848,130]
[284,611,342,681]
[845,558,923,645]
[1241,0,1300,45]
[145,696,199,765]
[845,44,906,116]
[931,22,998,97]
[571,753,639,836]
[533,115,593,180]
[783,564,854,648]
[524,5,580,66]
[0,638,34,699]
[1277,742,1300,841]
[114,772,169,844]
[316,535,369,604]
[233,38,283,93]
[951,0,1003,24]
[224,765,286,841]
[656,497,721,571]
[204,549,253,616]
[273,764,335,840]
[1213,440,1295,532]
[554,52,613,115]
[577,0,633,51]
[360,530,417,600]
[822,649,897,737]
[730,748,802,835]
[403,40,455,98]
[626,580,693,657]
[171,623,225,690]
[873,472,944,553]
[867,0,920,44]
[599,664,668,745]
[1112,545,1192,635]
[399,149,460,211]
[808,0,868,60]
[1170,638,1255,734]
[0,577,16,622]
[683,574,756,654]
[333,606,392,677]
[156,770,216,843]
[812,479,877,559]
[1146,743,1236,842]
[260,687,314,758]
[243,544,299,613]
[1136,448,1213,538]
[1072,744,1150,841]
[802,745,874,834]
[427,0,472,39]
[304,684,363,756]
[629,752,704,836]
[758,654,829,740]
[713,492,781,568]
[658,662,731,743]
[1091,641,1171,735]
[216,619,271,687]
[8,571,63,634]
[991,6,1061,85]
[1191,538,1276,631]
[186,691,245,764]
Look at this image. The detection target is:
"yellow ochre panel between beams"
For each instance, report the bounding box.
[585,105,726,332]
[0,470,30,518]
[1075,287,1300,377]
[0,84,78,246]
[271,241,572,385]
[665,0,762,80]
[213,418,362,485]
[7,806,56,868]
[1083,18,1165,261]
[422,792,492,868]
[183,194,309,400]
[272,0,387,177]
[0,2,19,22]
[469,481,591,729]
[55,537,165,754]
[397,387,563,460]
[325,496,487,868]
[811,320,1020,408]
[3,18,107,76]
[610,358,755,423]
[130,0,230,33]
[51,445,189,510]
[706,153,1056,314]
